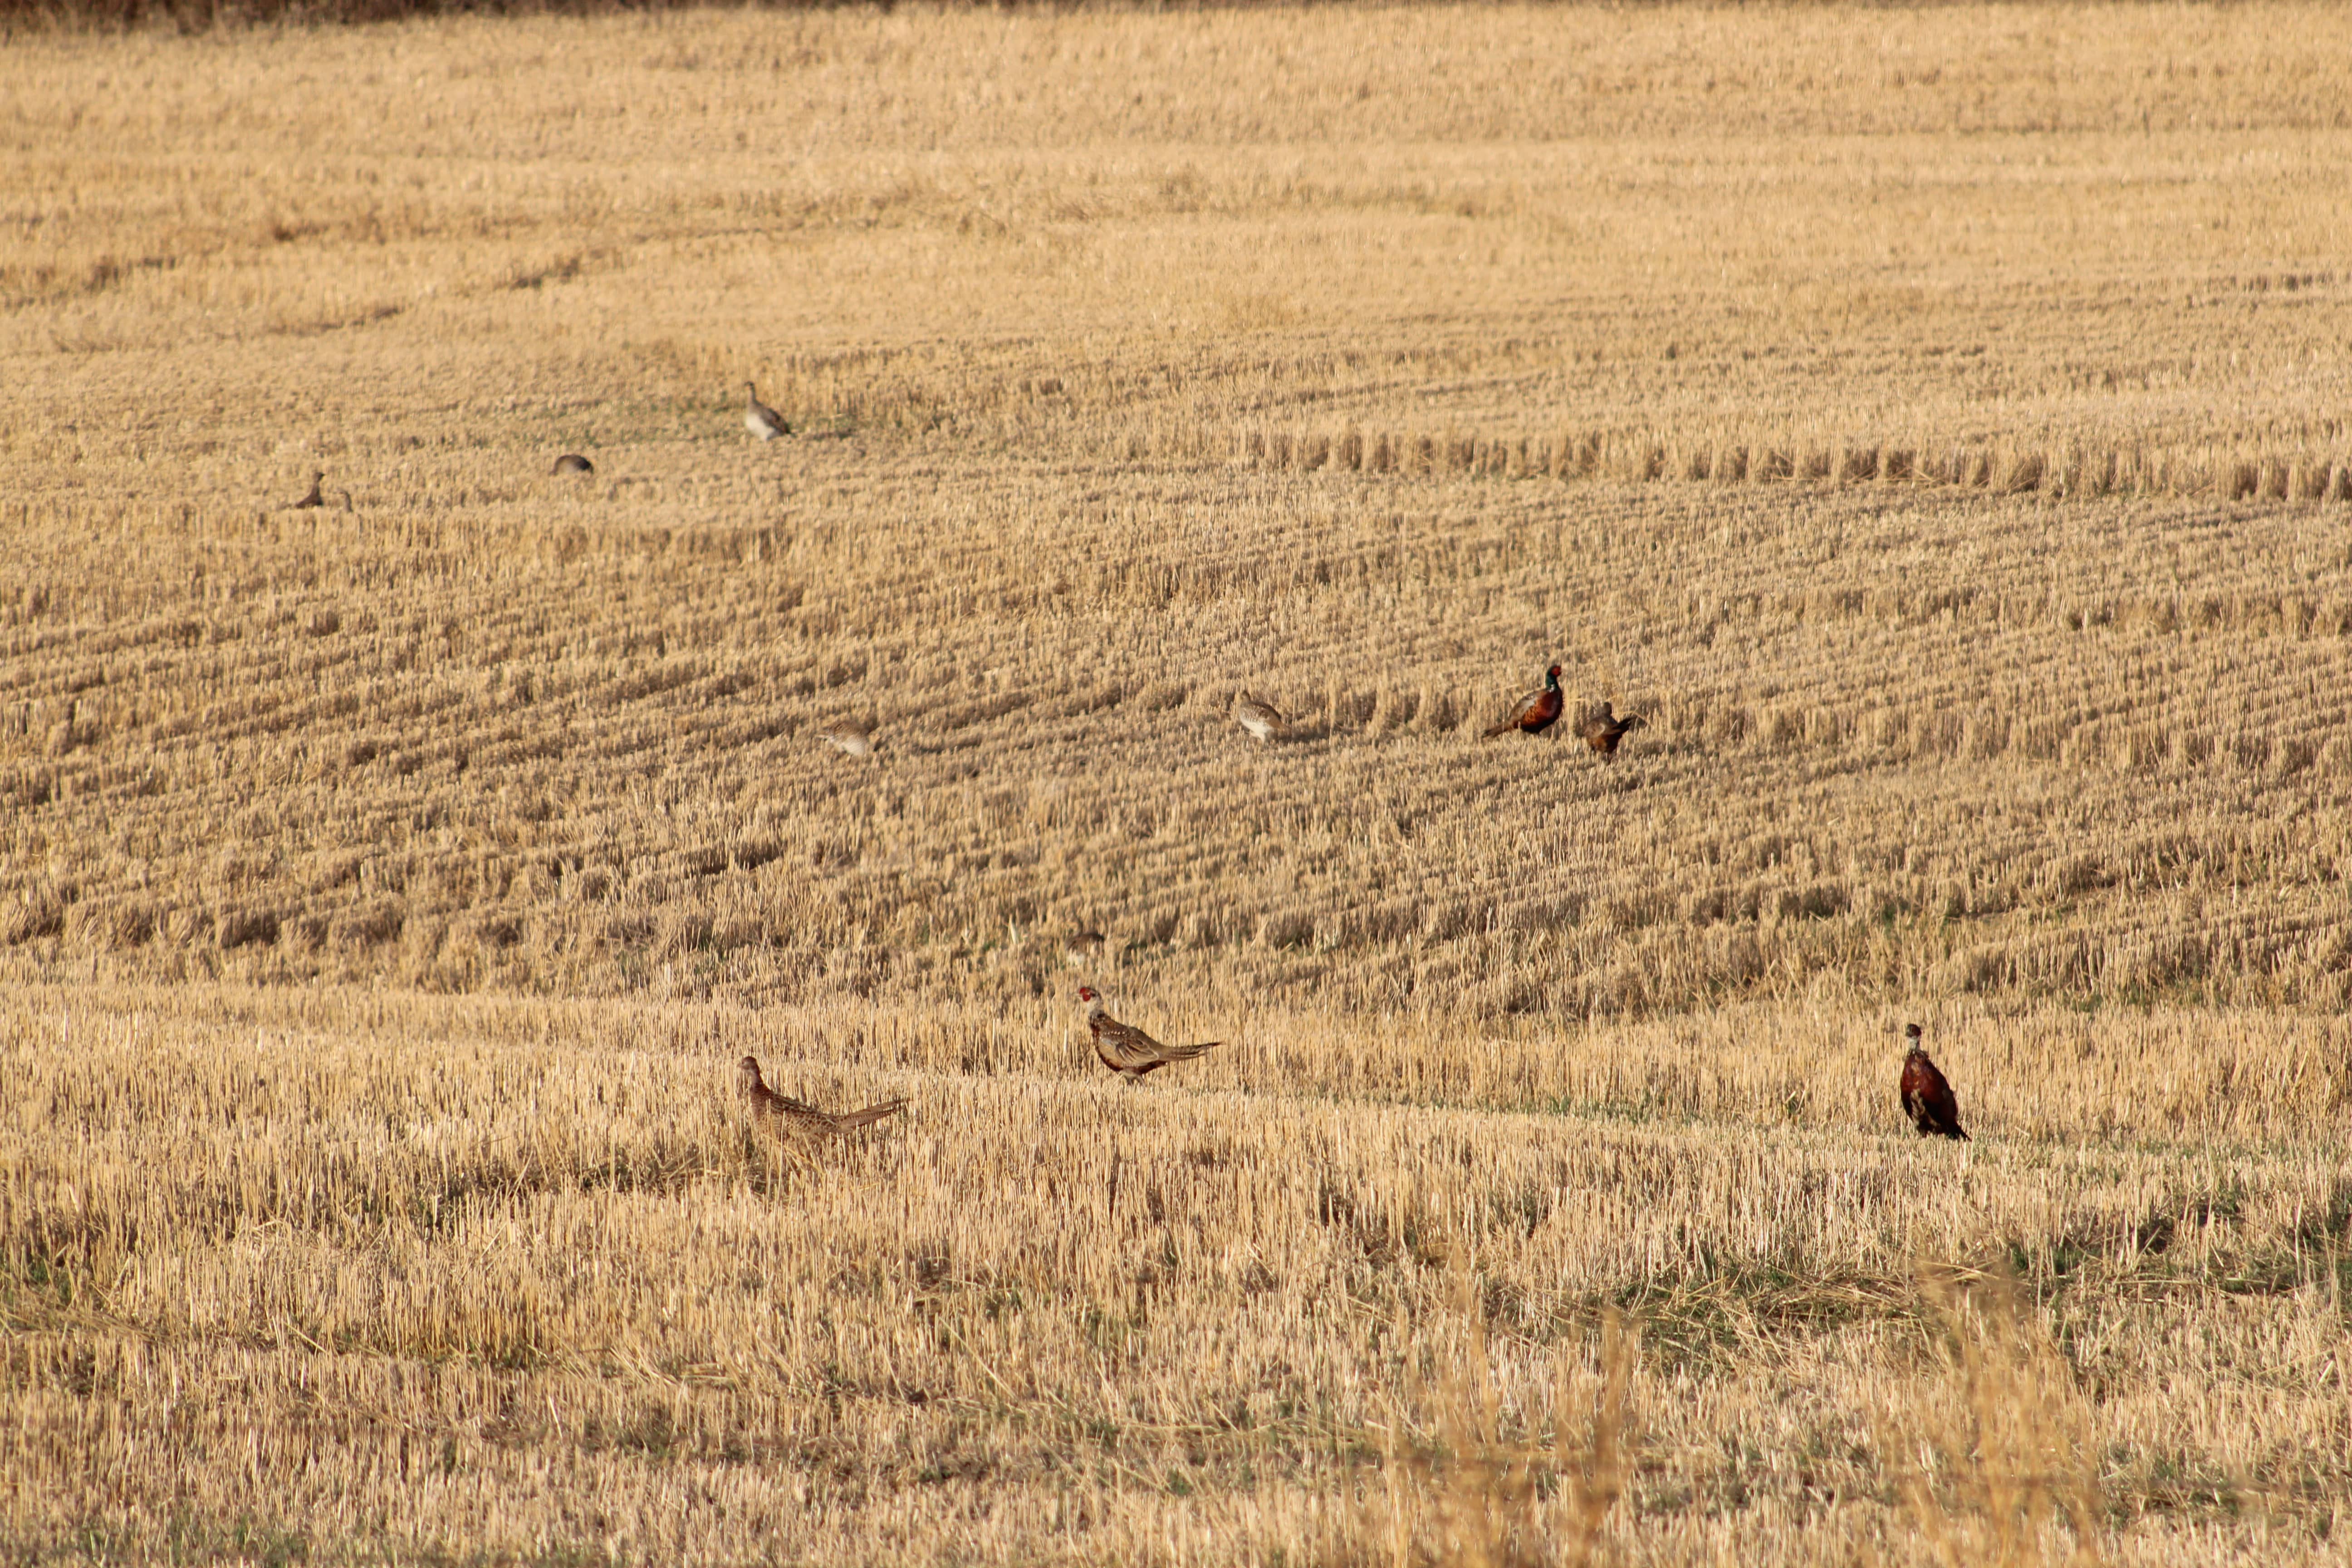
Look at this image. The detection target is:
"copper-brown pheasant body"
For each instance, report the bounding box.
[738,1054,905,1136]
[1078,987,1221,1079]
[1484,663,1565,740]
[1897,1025,1968,1140]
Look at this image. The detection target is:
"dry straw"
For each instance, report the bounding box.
[6,3,2352,1561]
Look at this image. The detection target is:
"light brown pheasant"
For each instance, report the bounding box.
[1576,701,1647,758]
[1898,1025,1968,1141]
[1078,987,1222,1080]
[739,1055,905,1136]
[1483,664,1564,739]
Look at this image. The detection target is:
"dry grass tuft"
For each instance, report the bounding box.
[1894,1266,2109,1568]
[1377,1278,1632,1568]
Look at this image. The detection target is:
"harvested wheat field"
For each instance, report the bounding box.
[5,3,2352,1563]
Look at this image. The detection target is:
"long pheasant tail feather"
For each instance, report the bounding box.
[832,1098,907,1130]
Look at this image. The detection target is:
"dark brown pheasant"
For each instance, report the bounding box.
[1576,701,1647,758]
[1078,986,1222,1079]
[1899,1024,1968,1140]
[738,1054,905,1136]
[1483,664,1564,739]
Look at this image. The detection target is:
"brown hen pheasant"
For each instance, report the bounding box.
[1898,1024,1968,1140]
[1576,701,1647,758]
[739,1054,905,1136]
[1078,987,1222,1080]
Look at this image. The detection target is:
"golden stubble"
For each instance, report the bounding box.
[4,5,2352,1563]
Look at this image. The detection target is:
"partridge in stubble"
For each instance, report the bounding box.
[1576,701,1647,758]
[816,720,876,757]
[739,1055,905,1136]
[1483,664,1564,739]
[1898,1024,1969,1140]
[1078,986,1222,1080]
[292,471,325,509]
[744,383,791,442]
[1233,692,1292,743]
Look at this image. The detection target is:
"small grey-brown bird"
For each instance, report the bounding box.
[1078,986,1221,1080]
[550,453,594,475]
[744,382,791,441]
[1064,929,1107,965]
[739,1054,904,1135]
[292,471,325,509]
[1233,692,1292,742]
[815,719,875,757]
[1576,701,1647,758]
[1898,1024,1968,1141]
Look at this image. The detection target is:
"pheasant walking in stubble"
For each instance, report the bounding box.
[739,1055,904,1136]
[1576,701,1647,758]
[1483,664,1564,739]
[292,471,325,509]
[1078,986,1222,1080]
[1899,1024,1969,1140]
[744,382,791,441]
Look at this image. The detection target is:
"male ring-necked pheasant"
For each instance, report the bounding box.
[1483,664,1564,739]
[1078,986,1221,1080]
[1898,1024,1968,1140]
[739,1054,905,1136]
[1576,701,1647,758]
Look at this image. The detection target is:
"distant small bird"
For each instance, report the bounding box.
[1899,1024,1969,1140]
[1078,986,1222,1080]
[1483,663,1564,739]
[744,382,791,441]
[739,1054,904,1136]
[1576,701,1647,758]
[1064,929,1107,965]
[816,720,875,757]
[550,453,594,475]
[292,471,325,509]
[1233,692,1292,742]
